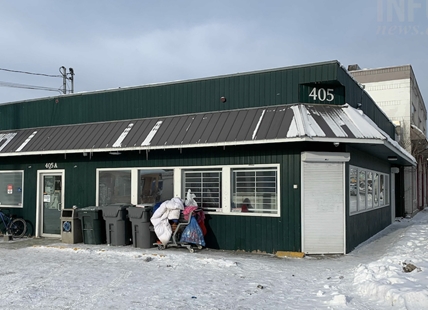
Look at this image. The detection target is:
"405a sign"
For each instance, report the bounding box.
[45,162,58,169]
[299,84,345,105]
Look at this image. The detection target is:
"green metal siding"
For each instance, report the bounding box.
[345,146,392,253]
[346,207,391,253]
[0,144,302,253]
[0,61,396,143]
[0,62,338,130]
[0,61,400,254]
[0,61,394,139]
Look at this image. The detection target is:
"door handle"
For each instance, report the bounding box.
[58,202,61,212]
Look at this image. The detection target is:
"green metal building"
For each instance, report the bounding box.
[0,60,415,254]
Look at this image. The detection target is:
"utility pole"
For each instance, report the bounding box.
[60,66,67,94]
[59,66,75,94]
[68,68,74,94]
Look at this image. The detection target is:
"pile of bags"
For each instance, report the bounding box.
[150,189,206,247]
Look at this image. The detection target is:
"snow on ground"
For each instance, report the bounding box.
[0,209,427,310]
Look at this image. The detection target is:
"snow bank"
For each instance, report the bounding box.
[353,209,428,309]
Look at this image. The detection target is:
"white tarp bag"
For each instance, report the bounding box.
[150,197,184,245]
[185,189,198,207]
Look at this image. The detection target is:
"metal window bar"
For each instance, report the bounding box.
[232,169,277,213]
[184,170,221,211]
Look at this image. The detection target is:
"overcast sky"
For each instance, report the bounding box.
[0,0,427,105]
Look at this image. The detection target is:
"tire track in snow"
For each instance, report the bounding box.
[90,271,132,302]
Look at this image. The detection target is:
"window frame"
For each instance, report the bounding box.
[0,170,24,209]
[349,165,390,216]
[139,169,174,205]
[96,164,280,217]
[367,171,373,209]
[349,167,358,213]
[178,164,280,217]
[97,169,132,206]
[231,167,278,215]
[358,170,366,211]
[182,168,222,212]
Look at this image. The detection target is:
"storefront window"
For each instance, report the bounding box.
[232,168,277,214]
[373,173,379,208]
[358,170,366,211]
[379,174,385,206]
[349,168,357,213]
[96,165,279,217]
[183,170,221,211]
[98,170,131,206]
[367,172,373,209]
[139,169,173,204]
[0,171,23,208]
[349,166,390,216]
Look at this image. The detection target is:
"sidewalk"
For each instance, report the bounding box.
[1,210,427,309]
[0,236,61,249]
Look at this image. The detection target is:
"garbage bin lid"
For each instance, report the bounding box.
[135,204,154,209]
[79,206,102,211]
[101,205,132,217]
[105,204,132,209]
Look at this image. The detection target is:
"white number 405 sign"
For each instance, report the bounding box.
[309,87,334,102]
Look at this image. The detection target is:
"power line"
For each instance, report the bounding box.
[0,67,62,78]
[0,66,74,94]
[0,80,62,93]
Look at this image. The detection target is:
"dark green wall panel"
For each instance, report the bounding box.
[346,207,391,253]
[0,62,337,130]
[0,61,393,138]
[0,144,302,253]
[0,141,396,253]
[0,61,399,254]
[345,146,392,252]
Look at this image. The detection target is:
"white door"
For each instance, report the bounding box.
[301,152,348,254]
[36,170,65,237]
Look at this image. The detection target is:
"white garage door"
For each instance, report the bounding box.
[301,152,349,254]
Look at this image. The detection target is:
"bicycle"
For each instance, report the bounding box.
[0,209,27,238]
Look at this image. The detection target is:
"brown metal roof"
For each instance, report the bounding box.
[0,103,416,165]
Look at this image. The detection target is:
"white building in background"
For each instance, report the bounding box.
[350,64,427,217]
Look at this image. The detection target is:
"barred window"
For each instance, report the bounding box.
[96,165,280,217]
[232,168,277,214]
[183,170,221,212]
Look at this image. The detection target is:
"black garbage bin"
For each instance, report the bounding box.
[128,205,155,249]
[101,205,132,246]
[77,206,106,244]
